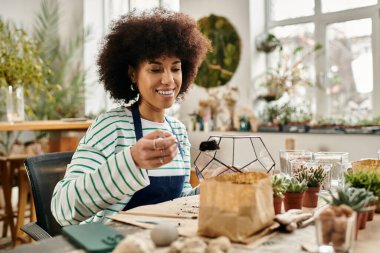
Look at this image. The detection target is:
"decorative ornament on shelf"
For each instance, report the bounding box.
[195,14,241,89]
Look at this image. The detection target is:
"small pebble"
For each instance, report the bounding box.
[151,223,179,247]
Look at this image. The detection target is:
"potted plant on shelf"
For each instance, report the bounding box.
[272,174,288,214]
[283,178,308,211]
[293,164,328,208]
[344,170,380,220]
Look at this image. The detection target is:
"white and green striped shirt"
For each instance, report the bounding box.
[51,107,198,226]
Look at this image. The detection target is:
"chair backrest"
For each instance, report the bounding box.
[24,151,74,237]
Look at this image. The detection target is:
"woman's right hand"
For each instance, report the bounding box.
[130,130,178,169]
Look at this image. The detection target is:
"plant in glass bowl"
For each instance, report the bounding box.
[283,178,308,211]
[272,174,288,214]
[293,164,328,207]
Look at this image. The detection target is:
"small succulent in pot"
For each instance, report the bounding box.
[285,178,308,193]
[283,178,307,211]
[320,186,377,212]
[293,164,328,207]
[272,174,288,198]
[344,170,380,200]
[293,164,328,188]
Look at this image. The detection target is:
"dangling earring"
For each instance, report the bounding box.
[131,83,135,91]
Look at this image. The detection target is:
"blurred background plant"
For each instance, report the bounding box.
[0,17,50,120]
[31,0,89,120]
[254,42,323,102]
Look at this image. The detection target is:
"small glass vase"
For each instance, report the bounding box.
[6,85,25,123]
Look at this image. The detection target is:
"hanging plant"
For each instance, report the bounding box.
[195,14,241,89]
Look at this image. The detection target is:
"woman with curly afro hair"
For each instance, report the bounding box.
[52,8,211,225]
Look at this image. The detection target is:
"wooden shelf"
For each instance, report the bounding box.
[0,120,92,131]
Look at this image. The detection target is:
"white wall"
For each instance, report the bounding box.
[188,131,380,170]
[0,0,83,44]
[178,0,265,126]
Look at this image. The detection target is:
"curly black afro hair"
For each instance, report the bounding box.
[97,8,211,104]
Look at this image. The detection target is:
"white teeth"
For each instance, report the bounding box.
[157,90,174,95]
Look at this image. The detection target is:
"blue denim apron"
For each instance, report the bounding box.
[123,103,185,210]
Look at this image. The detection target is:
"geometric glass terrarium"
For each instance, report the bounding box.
[194,135,275,180]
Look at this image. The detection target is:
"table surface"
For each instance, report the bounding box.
[0,120,92,131]
[8,213,380,253]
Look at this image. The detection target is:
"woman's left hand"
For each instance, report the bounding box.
[130,130,178,169]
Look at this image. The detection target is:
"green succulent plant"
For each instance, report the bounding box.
[272,174,288,198]
[293,165,328,187]
[344,171,380,197]
[320,186,378,211]
[285,178,308,193]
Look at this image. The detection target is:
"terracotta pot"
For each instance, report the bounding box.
[284,192,304,211]
[273,196,283,214]
[303,187,320,208]
[367,205,376,221]
[358,210,368,230]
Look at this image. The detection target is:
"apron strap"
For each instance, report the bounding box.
[131,103,143,141]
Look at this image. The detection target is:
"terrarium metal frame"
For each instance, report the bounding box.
[194,135,275,180]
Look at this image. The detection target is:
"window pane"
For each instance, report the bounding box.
[130,0,159,11]
[266,23,317,113]
[269,23,316,85]
[322,0,377,13]
[270,0,314,21]
[325,18,373,118]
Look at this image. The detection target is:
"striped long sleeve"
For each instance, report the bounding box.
[51,107,197,225]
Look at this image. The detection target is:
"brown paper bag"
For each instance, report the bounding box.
[198,172,275,243]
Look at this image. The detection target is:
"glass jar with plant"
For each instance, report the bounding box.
[293,164,328,208]
[272,174,288,214]
[283,178,308,211]
[320,186,378,234]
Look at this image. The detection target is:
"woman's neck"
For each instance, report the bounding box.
[138,103,165,123]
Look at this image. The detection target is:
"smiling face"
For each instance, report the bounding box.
[129,56,182,122]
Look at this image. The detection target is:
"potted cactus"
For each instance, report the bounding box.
[293,164,328,208]
[272,174,288,214]
[283,178,308,211]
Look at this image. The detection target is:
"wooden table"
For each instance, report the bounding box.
[0,120,92,245]
[7,213,380,252]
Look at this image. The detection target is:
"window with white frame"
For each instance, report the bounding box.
[266,0,380,122]
[83,0,179,116]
